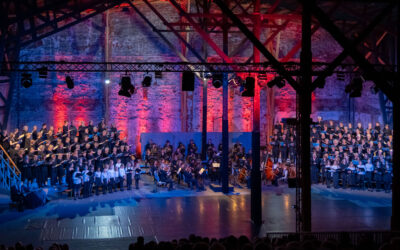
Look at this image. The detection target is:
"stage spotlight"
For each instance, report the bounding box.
[345,77,363,98]
[258,72,268,81]
[118,76,135,98]
[38,67,48,78]
[241,76,255,97]
[142,75,152,87]
[212,73,223,88]
[105,79,110,85]
[21,73,32,88]
[182,71,195,91]
[155,71,162,79]
[267,77,285,89]
[66,75,74,89]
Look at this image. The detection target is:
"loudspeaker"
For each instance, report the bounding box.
[182,71,195,91]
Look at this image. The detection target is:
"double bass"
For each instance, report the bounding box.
[265,158,275,181]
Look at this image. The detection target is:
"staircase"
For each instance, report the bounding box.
[0,145,21,191]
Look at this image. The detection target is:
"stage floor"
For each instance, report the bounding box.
[0,182,392,250]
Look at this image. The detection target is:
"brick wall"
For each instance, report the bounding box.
[12,2,384,151]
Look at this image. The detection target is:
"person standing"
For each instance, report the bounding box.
[101,166,109,195]
[118,164,126,191]
[82,165,90,198]
[134,163,141,190]
[72,166,82,200]
[94,167,102,195]
[126,162,133,190]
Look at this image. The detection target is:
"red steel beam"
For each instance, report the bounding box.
[280,2,339,62]
[168,0,233,63]
[186,12,302,20]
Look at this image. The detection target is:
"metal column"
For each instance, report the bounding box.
[202,76,208,160]
[299,0,312,232]
[251,0,262,227]
[221,8,229,193]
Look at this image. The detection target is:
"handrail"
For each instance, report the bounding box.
[0,144,20,175]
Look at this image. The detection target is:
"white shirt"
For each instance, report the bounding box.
[82,170,90,182]
[365,163,374,172]
[94,171,102,178]
[331,165,340,171]
[118,168,126,178]
[73,171,82,184]
[108,169,116,179]
[101,171,109,182]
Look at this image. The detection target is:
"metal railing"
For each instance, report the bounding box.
[0,145,21,191]
[266,231,400,247]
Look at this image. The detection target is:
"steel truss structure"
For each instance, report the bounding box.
[2,61,396,74]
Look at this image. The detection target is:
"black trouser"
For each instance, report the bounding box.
[357,174,365,189]
[126,173,132,190]
[165,178,173,190]
[57,166,64,185]
[272,150,279,163]
[109,178,114,193]
[51,167,58,186]
[374,174,383,190]
[347,172,356,188]
[83,181,90,198]
[119,177,124,191]
[333,172,339,188]
[102,179,108,194]
[311,165,319,184]
[326,172,332,188]
[40,166,48,187]
[95,177,101,195]
[365,172,373,189]
[383,174,391,192]
[135,175,140,189]
[73,183,81,198]
[281,149,288,162]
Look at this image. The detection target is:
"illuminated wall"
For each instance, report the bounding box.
[12,2,383,151]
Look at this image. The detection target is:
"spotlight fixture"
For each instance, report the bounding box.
[38,67,48,78]
[212,73,223,88]
[21,73,32,88]
[258,72,268,81]
[105,79,111,85]
[241,77,255,97]
[118,76,135,97]
[345,77,363,98]
[66,75,74,89]
[267,76,285,89]
[142,75,152,87]
[155,71,162,79]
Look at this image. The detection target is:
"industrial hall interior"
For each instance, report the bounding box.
[0,0,399,249]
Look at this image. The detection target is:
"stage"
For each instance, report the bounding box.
[0,182,392,250]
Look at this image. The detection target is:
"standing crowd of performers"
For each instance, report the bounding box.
[1,116,394,200]
[1,120,142,199]
[269,117,393,192]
